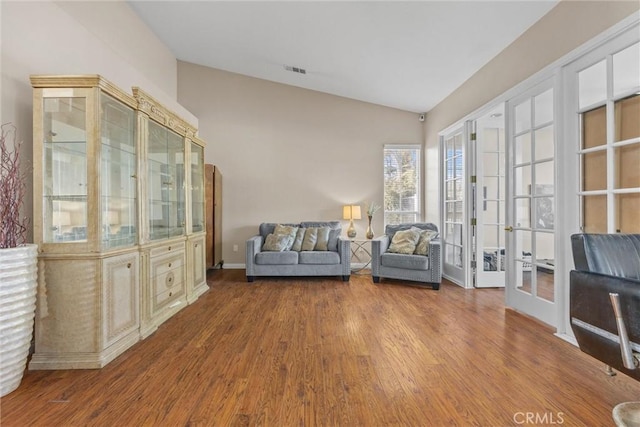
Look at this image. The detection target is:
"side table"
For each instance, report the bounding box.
[349,239,372,273]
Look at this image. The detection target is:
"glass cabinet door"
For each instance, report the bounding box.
[148,121,185,240]
[168,131,185,237]
[100,93,137,249]
[190,142,205,233]
[43,97,88,243]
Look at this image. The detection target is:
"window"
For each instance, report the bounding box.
[577,41,640,233]
[383,144,421,225]
[442,130,464,270]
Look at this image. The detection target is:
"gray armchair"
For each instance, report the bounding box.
[371,223,442,290]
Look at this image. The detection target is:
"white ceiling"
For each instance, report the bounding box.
[128,1,558,113]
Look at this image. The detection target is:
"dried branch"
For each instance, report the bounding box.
[0,123,29,248]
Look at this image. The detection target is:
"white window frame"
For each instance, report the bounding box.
[568,35,640,234]
[383,144,422,226]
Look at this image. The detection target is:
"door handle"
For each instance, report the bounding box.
[504,226,513,232]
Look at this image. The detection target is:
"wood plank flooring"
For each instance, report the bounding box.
[2,269,640,426]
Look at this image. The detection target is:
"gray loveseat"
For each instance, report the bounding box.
[246,221,351,282]
[371,222,442,289]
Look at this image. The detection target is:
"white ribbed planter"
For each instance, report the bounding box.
[0,244,38,397]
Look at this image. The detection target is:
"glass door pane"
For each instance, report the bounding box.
[506,83,556,327]
[148,121,169,240]
[100,93,137,249]
[167,131,185,237]
[474,105,506,288]
[442,127,466,285]
[578,41,640,234]
[147,122,186,241]
[43,97,88,243]
[191,142,205,233]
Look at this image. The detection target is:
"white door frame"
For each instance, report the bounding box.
[560,24,640,337]
[473,105,507,288]
[504,77,558,327]
[435,13,638,334]
[439,124,470,287]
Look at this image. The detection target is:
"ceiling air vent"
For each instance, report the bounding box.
[283,64,306,75]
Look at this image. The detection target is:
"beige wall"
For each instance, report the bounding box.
[423,1,640,222]
[1,1,192,125]
[4,0,636,264]
[1,0,192,242]
[177,62,423,265]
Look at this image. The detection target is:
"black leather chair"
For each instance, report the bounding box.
[570,233,640,380]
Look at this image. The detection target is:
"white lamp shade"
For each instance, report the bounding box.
[342,205,362,220]
[351,205,362,220]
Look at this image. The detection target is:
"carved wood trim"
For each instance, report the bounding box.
[191,136,206,148]
[30,75,199,137]
[132,87,197,137]
[30,75,137,108]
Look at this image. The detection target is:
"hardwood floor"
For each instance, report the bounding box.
[521,269,555,302]
[2,269,639,426]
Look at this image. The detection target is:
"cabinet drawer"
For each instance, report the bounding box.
[150,241,186,258]
[150,249,185,312]
[150,253,184,279]
[153,264,184,292]
[151,263,184,309]
[155,285,182,307]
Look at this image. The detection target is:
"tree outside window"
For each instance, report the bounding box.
[384,145,421,225]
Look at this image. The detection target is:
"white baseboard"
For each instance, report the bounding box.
[212,263,245,269]
[554,332,578,347]
[212,263,367,270]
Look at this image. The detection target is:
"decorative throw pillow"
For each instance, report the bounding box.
[314,227,331,251]
[263,233,291,251]
[412,227,439,255]
[291,227,306,251]
[301,227,318,251]
[327,228,341,251]
[274,224,298,250]
[388,228,421,254]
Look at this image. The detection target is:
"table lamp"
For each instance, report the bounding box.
[343,205,361,238]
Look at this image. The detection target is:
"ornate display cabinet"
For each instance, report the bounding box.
[30,75,140,369]
[30,76,208,369]
[133,88,207,338]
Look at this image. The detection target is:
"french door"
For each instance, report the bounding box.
[559,25,639,335]
[568,33,640,234]
[505,80,557,326]
[473,105,506,288]
[441,126,467,286]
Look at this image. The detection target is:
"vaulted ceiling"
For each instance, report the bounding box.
[129,1,558,113]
